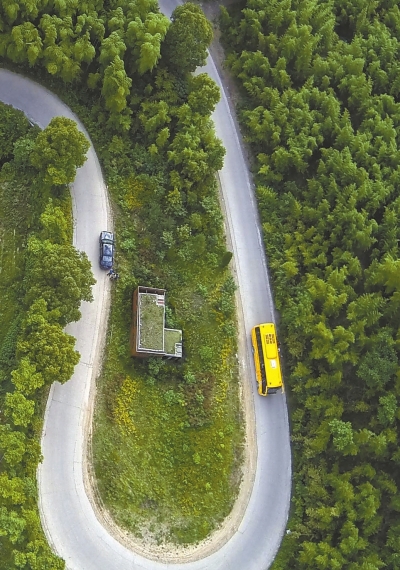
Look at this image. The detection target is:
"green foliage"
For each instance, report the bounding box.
[329,419,357,455]
[2,22,43,66]
[0,425,27,467]
[167,112,225,186]
[219,251,233,269]
[0,0,236,555]
[101,56,132,114]
[378,394,397,427]
[25,235,94,326]
[0,102,94,568]
[161,3,213,74]
[357,331,398,390]
[188,74,221,116]
[30,116,90,186]
[11,358,45,396]
[17,298,80,386]
[0,316,20,372]
[93,153,242,542]
[13,135,36,171]
[5,391,35,427]
[0,103,31,163]
[90,88,239,544]
[221,0,400,566]
[126,11,169,74]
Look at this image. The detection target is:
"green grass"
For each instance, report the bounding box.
[93,287,243,544]
[95,378,241,541]
[93,179,244,545]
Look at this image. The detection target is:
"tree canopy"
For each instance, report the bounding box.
[221,0,400,567]
[30,116,90,186]
[161,3,213,74]
[0,101,95,568]
[0,0,229,561]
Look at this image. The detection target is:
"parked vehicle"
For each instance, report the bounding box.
[99,231,114,269]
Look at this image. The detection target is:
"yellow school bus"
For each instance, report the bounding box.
[251,323,283,396]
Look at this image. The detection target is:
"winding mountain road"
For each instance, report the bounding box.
[0,10,291,568]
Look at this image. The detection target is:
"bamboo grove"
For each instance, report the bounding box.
[221,0,400,567]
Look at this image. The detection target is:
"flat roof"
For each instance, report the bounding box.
[138,292,165,352]
[164,329,183,357]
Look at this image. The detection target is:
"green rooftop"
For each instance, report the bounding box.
[132,286,183,359]
[164,329,183,357]
[138,293,165,351]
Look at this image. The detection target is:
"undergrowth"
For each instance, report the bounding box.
[93,174,244,545]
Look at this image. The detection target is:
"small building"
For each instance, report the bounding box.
[130,286,182,360]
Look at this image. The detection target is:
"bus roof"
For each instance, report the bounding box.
[258,323,282,389]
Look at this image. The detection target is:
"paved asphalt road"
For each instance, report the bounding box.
[0,14,291,569]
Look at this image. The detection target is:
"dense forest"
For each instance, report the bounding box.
[221,0,400,567]
[0,105,93,568]
[0,0,243,561]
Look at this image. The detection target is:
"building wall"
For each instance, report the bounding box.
[130,287,141,357]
